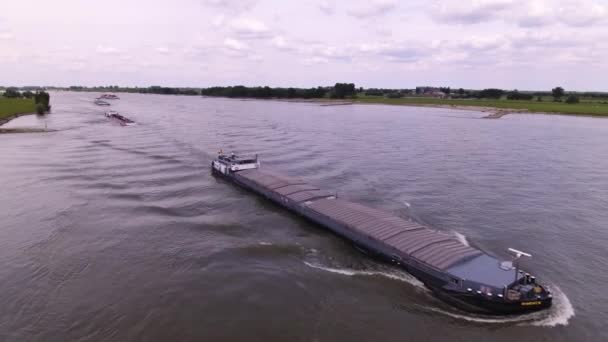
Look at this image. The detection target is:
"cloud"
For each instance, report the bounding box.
[96,45,119,54]
[0,31,13,40]
[431,0,512,24]
[212,14,226,27]
[431,0,608,27]
[223,38,262,60]
[300,44,355,63]
[508,31,583,49]
[454,35,507,51]
[303,56,329,65]
[319,1,335,15]
[516,0,554,27]
[320,46,352,60]
[271,36,293,51]
[223,38,249,52]
[65,60,87,72]
[556,1,608,26]
[229,17,272,39]
[358,42,431,62]
[203,0,258,13]
[155,47,170,55]
[348,0,397,18]
[0,18,13,40]
[248,54,263,62]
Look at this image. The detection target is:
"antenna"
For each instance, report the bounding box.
[507,248,532,284]
[508,248,532,258]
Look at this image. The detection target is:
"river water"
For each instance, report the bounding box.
[1,92,607,341]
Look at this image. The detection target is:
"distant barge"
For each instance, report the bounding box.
[212,152,553,315]
[105,111,135,126]
[97,94,120,100]
[94,99,111,106]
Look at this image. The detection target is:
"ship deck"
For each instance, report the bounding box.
[236,169,488,273]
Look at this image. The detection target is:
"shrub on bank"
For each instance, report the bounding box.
[34,91,51,113]
[36,103,46,115]
[565,95,580,104]
[506,90,534,100]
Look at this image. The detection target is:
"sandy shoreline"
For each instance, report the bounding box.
[237,97,528,118]
[0,127,54,134]
[353,102,530,118]
[0,112,36,127]
[0,112,53,134]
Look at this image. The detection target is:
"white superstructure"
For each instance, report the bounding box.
[212,152,260,175]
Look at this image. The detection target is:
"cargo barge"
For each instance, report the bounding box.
[94,99,111,106]
[212,152,553,315]
[97,94,120,100]
[105,111,135,126]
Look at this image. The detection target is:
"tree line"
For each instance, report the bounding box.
[63,83,359,100]
[68,85,201,96]
[30,83,603,104]
[201,83,357,99]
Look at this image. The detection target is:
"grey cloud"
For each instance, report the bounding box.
[431,0,608,28]
[347,0,397,18]
[378,47,427,62]
[508,32,585,49]
[517,16,554,28]
[431,0,511,24]
[452,36,507,51]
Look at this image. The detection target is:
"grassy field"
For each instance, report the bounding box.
[0,98,37,122]
[355,95,608,116]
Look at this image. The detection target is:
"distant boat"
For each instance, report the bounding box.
[97,94,120,100]
[105,111,135,126]
[94,99,111,106]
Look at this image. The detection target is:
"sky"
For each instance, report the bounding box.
[1,0,607,90]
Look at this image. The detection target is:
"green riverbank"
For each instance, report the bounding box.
[355,96,608,117]
[0,98,36,125]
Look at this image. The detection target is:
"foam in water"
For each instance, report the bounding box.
[303,261,427,291]
[420,285,574,327]
[530,286,575,327]
[453,232,470,247]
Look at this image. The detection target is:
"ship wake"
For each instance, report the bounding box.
[303,261,427,291]
[303,258,573,327]
[420,285,574,327]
